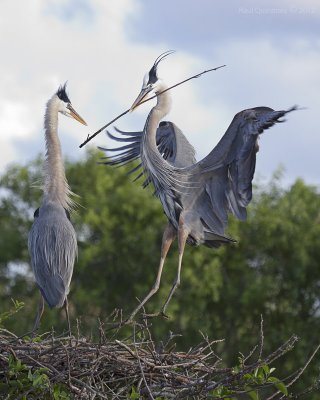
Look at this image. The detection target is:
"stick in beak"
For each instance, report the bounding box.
[67,104,87,125]
[130,87,153,112]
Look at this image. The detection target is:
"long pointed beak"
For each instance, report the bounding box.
[130,87,153,111]
[67,104,87,125]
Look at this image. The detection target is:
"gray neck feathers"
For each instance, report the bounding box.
[43,95,72,210]
[141,83,178,193]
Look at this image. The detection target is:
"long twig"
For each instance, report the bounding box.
[79,64,226,148]
[258,314,264,361]
[133,324,155,400]
[266,343,320,400]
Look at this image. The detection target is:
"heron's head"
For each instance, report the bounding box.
[56,83,87,125]
[130,50,175,111]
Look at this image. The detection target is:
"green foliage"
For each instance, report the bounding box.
[243,364,288,399]
[0,304,71,399]
[209,363,288,399]
[129,386,140,399]
[209,385,236,399]
[130,387,165,400]
[0,151,320,397]
[0,299,24,328]
[1,354,70,399]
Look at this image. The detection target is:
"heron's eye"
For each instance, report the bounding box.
[145,84,153,92]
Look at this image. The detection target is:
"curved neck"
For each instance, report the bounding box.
[141,82,175,192]
[43,95,71,209]
[145,81,172,149]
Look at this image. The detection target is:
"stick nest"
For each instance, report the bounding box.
[0,319,319,399]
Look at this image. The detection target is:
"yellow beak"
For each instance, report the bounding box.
[67,104,87,125]
[130,87,153,112]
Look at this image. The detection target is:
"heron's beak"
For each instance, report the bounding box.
[130,87,153,112]
[67,104,87,125]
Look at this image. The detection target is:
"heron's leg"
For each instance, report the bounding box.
[160,218,189,316]
[127,223,176,322]
[32,294,45,334]
[64,297,71,336]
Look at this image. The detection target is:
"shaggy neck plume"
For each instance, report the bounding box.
[141,82,177,193]
[43,95,71,210]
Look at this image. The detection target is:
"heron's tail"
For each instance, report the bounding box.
[38,274,67,308]
[203,230,235,248]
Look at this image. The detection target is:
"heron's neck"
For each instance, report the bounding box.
[145,82,172,149]
[43,95,71,209]
[142,82,175,191]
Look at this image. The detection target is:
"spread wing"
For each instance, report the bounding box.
[185,106,297,234]
[156,121,196,168]
[99,121,196,186]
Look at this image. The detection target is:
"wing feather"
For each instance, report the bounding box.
[99,121,196,184]
[189,106,297,232]
[28,204,77,308]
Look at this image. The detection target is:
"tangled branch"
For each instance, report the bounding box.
[0,319,319,399]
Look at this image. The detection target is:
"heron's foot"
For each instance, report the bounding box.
[142,310,170,320]
[13,329,38,342]
[30,327,40,340]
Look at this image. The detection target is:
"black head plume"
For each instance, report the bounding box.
[56,82,71,103]
[147,50,175,85]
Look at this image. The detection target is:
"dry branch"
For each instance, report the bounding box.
[0,322,319,399]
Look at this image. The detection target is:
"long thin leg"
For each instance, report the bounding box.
[64,297,71,336]
[32,294,45,334]
[127,223,176,322]
[160,218,189,316]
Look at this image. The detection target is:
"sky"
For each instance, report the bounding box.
[0,0,319,185]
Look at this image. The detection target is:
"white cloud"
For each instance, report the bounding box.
[0,0,211,169]
[207,38,320,183]
[0,101,36,138]
[0,0,319,184]
[0,100,37,169]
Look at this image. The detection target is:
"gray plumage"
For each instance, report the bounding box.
[28,202,77,308]
[28,84,87,332]
[100,120,196,186]
[102,51,297,320]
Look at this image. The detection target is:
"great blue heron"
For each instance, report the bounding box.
[101,51,296,321]
[28,84,87,333]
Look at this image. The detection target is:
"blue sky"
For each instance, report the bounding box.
[1,0,319,185]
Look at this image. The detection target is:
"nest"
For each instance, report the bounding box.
[0,319,319,399]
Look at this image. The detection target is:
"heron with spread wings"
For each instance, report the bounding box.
[28,84,87,333]
[101,51,296,321]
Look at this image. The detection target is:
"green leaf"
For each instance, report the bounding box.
[32,373,46,387]
[268,377,288,395]
[275,381,288,395]
[130,386,140,400]
[232,365,242,374]
[247,388,259,400]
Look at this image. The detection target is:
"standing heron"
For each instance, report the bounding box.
[101,51,296,321]
[28,83,87,333]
